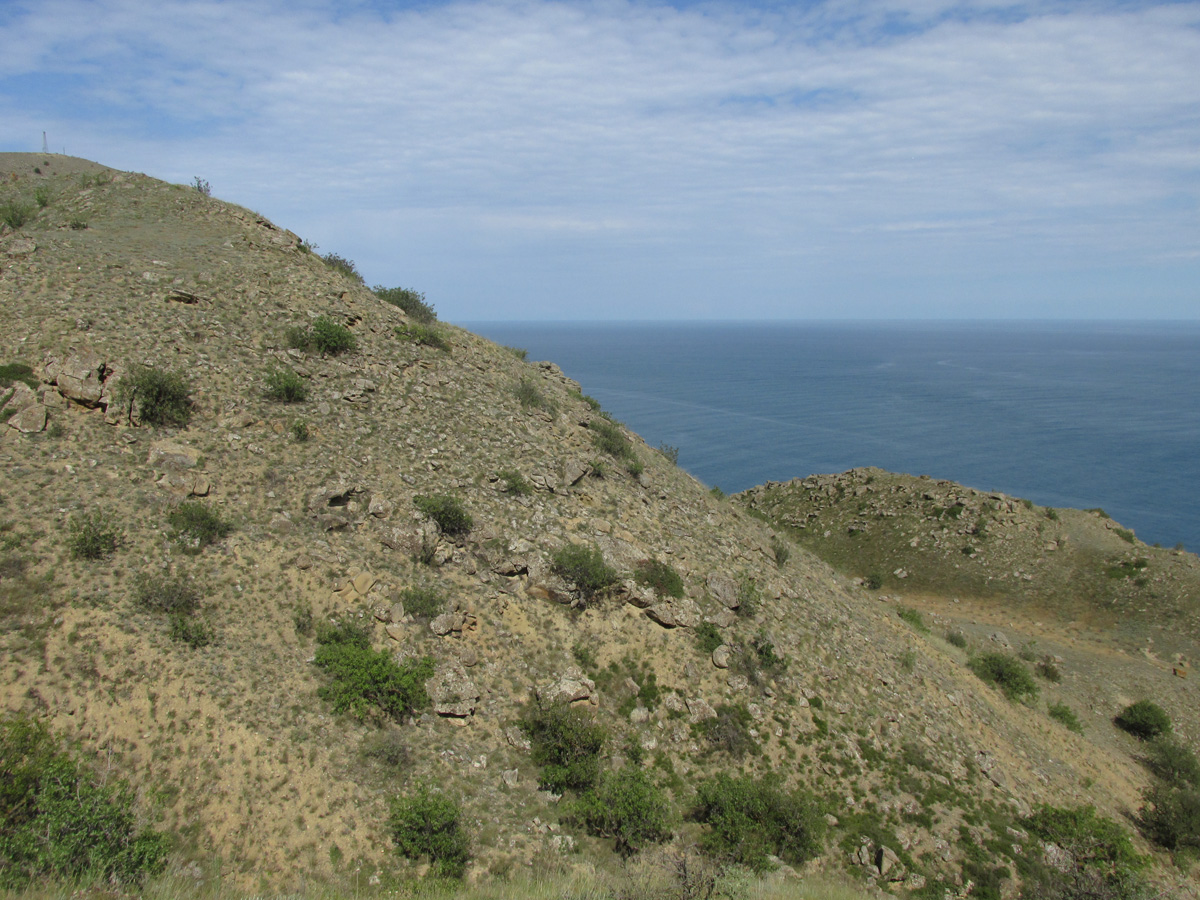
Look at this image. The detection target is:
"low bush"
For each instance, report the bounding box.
[694,621,724,656]
[395,323,450,351]
[634,558,684,599]
[0,362,39,389]
[400,584,445,620]
[311,316,357,355]
[313,632,433,722]
[34,186,50,208]
[896,606,929,634]
[945,628,969,649]
[692,773,824,872]
[574,765,672,856]
[361,727,409,769]
[67,510,122,560]
[513,378,549,410]
[770,535,790,567]
[321,252,364,284]
[389,789,468,878]
[1115,700,1171,740]
[1035,656,1062,682]
[413,494,472,536]
[168,613,213,648]
[1019,804,1147,899]
[551,543,620,600]
[589,418,636,464]
[134,573,200,615]
[696,703,757,759]
[115,365,192,427]
[1048,701,1084,734]
[190,176,211,196]
[736,574,760,618]
[968,652,1039,702]
[374,286,436,323]
[263,367,308,402]
[315,617,373,649]
[0,200,34,229]
[0,717,168,889]
[291,418,309,442]
[168,501,233,551]
[519,700,607,794]
[1144,736,1200,788]
[496,468,533,496]
[1140,783,1200,852]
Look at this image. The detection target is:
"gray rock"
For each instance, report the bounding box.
[426,664,479,717]
[148,440,201,470]
[46,347,107,407]
[712,645,730,669]
[539,669,596,705]
[707,573,740,609]
[8,403,46,433]
[430,612,466,636]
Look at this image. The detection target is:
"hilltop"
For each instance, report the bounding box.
[2,154,1198,899]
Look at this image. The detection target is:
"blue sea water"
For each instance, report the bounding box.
[466,321,1200,553]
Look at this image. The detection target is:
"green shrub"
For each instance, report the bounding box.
[1115,700,1171,741]
[311,316,357,355]
[696,703,757,759]
[694,622,724,656]
[968,652,1039,702]
[168,613,213,648]
[400,584,445,620]
[1019,804,1147,899]
[115,365,192,427]
[388,789,468,878]
[519,700,607,794]
[67,510,122,560]
[413,494,472,536]
[496,468,533,496]
[692,773,824,872]
[1140,783,1200,852]
[551,543,619,600]
[513,378,549,410]
[0,201,34,229]
[395,323,450,351]
[374,286,436,323]
[657,443,680,465]
[167,501,233,551]
[1036,656,1062,682]
[321,252,364,283]
[291,418,309,442]
[315,617,373,650]
[0,717,168,889]
[589,418,634,461]
[945,629,969,649]
[361,728,409,769]
[134,573,200,615]
[0,362,39,389]
[574,765,672,856]
[190,176,211,197]
[34,186,50,208]
[263,367,308,402]
[633,558,684,598]
[314,640,433,722]
[736,574,760,618]
[1144,737,1200,788]
[504,345,527,360]
[1048,701,1084,734]
[770,535,790,567]
[285,325,311,350]
[896,606,929,634]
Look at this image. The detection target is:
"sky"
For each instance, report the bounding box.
[1,0,1198,321]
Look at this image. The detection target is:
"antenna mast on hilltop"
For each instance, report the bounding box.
[42,132,48,153]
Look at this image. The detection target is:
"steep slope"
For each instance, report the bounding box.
[1,154,1196,897]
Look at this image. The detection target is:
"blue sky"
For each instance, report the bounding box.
[2,0,1198,320]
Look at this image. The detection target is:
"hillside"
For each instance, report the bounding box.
[2,154,1198,898]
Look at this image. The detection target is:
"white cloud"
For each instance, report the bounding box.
[2,0,1198,318]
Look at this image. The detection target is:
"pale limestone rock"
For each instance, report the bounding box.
[8,403,46,433]
[707,572,740,609]
[712,645,730,669]
[427,664,479,717]
[148,440,201,469]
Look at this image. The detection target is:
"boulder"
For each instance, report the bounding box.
[646,597,701,629]
[712,645,731,669]
[707,573,740,609]
[538,669,596,705]
[46,347,108,407]
[7,403,46,433]
[148,440,202,470]
[426,664,480,717]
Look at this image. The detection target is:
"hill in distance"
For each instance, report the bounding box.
[2,153,1198,899]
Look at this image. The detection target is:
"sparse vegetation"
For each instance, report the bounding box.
[67,510,122,560]
[657,443,680,465]
[0,362,38,390]
[496,468,533,496]
[374,285,436,323]
[1018,804,1147,900]
[770,535,791,567]
[1115,700,1171,741]
[0,200,34,229]
[896,605,929,633]
[115,365,192,426]
[134,572,200,615]
[291,418,310,442]
[168,613,213,648]
[696,703,757,759]
[388,789,469,878]
[263,366,308,402]
[395,323,450,351]
[167,501,233,551]
[190,176,211,196]
[0,716,168,889]
[1048,701,1084,734]
[692,773,824,872]
[400,584,445,620]
[945,628,969,649]
[589,417,640,473]
[1144,736,1200,788]
[551,543,620,600]
[513,377,550,411]
[413,494,473,536]
[968,652,1039,702]
[320,252,364,284]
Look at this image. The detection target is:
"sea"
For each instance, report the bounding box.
[466,321,1200,553]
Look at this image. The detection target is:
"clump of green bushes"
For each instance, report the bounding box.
[1115,700,1171,740]
[0,717,168,889]
[968,652,1039,702]
[519,700,607,794]
[633,558,684,598]
[694,622,724,656]
[399,584,445,620]
[167,501,233,552]
[115,365,192,426]
[692,773,824,872]
[263,366,307,402]
[573,765,672,856]
[321,252,364,283]
[589,418,641,474]
[67,510,122,560]
[551,543,620,601]
[395,323,449,351]
[389,789,468,878]
[286,316,357,355]
[413,494,472,536]
[374,286,436,323]
[313,619,433,722]
[896,605,929,634]
[1047,701,1084,734]
[1017,804,1147,900]
[496,469,533,496]
[696,703,757,759]
[0,362,39,390]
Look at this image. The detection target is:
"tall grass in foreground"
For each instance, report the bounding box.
[0,867,873,900]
